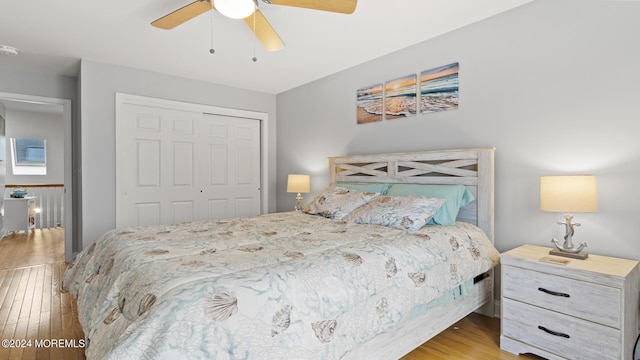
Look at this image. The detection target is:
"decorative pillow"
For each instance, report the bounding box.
[345,195,446,231]
[386,184,475,225]
[335,182,391,195]
[303,185,380,220]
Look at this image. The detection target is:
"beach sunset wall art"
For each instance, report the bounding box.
[385,74,417,120]
[356,83,383,124]
[420,62,459,114]
[356,62,458,124]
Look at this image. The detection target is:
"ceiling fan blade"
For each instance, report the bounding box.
[243,9,285,52]
[266,0,357,14]
[151,0,213,29]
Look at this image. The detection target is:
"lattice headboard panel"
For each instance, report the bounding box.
[328,148,495,242]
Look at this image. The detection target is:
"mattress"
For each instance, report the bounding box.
[63,211,499,359]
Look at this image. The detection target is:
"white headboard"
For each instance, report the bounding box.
[328,148,495,242]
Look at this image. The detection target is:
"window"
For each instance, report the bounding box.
[10,137,47,175]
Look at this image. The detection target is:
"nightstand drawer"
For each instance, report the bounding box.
[502,265,620,328]
[502,298,620,360]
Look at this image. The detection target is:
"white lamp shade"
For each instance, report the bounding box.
[214,0,255,19]
[287,174,310,193]
[540,175,598,213]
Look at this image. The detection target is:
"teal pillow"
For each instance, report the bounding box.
[334,182,391,195]
[385,184,475,225]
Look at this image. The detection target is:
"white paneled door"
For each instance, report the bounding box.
[116,103,261,228]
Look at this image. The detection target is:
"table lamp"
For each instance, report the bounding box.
[287,174,310,211]
[540,175,597,260]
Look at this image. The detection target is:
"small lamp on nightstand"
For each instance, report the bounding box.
[540,175,598,260]
[287,174,310,211]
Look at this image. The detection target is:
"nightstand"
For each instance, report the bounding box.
[500,244,640,360]
[4,196,37,234]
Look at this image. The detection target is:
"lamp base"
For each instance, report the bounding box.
[549,248,589,260]
[295,192,303,212]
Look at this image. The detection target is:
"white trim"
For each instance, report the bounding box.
[115,93,269,215]
[0,92,73,262]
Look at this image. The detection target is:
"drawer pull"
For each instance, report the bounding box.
[538,287,570,298]
[538,326,570,339]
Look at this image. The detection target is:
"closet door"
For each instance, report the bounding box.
[116,104,261,228]
[195,113,261,221]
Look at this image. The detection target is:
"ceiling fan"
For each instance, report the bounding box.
[151,0,357,52]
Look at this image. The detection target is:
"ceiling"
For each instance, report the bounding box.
[0,0,532,96]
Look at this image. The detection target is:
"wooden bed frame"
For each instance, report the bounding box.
[328,148,495,359]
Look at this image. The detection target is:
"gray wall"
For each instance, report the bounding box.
[5,110,65,184]
[0,102,5,164]
[0,69,77,103]
[0,104,5,234]
[79,60,277,248]
[276,0,640,262]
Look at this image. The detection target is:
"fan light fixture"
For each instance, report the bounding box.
[151,0,357,51]
[214,0,256,19]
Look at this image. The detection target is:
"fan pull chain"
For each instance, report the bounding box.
[252,10,257,62]
[209,8,215,54]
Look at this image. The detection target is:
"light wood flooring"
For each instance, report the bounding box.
[0,229,538,360]
[0,229,84,360]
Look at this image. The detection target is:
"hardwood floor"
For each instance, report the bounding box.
[0,229,84,360]
[403,313,541,360]
[0,229,539,360]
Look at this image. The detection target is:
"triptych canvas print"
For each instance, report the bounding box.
[356,62,459,124]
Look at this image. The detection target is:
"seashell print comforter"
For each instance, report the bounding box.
[63,211,499,359]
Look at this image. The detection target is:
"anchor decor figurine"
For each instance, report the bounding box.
[540,175,597,260]
[550,213,588,259]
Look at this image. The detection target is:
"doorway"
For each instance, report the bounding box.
[0,92,73,262]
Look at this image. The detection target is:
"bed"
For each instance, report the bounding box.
[63,148,498,359]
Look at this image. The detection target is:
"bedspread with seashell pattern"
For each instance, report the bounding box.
[63,211,499,359]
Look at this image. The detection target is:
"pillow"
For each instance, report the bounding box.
[303,185,380,220]
[335,182,391,195]
[345,195,446,231]
[386,184,475,225]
